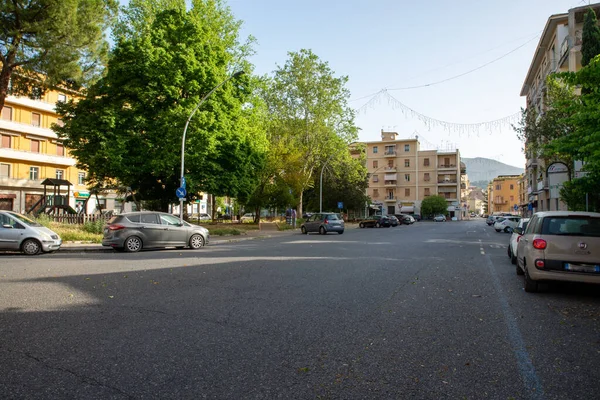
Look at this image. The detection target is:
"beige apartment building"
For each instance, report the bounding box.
[520,3,600,213]
[356,130,466,218]
[487,175,521,214]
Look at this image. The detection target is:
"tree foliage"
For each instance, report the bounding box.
[420,195,448,217]
[55,3,267,211]
[0,0,117,110]
[582,8,600,67]
[262,49,359,215]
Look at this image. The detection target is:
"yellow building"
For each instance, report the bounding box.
[356,130,466,218]
[520,3,599,212]
[0,89,101,213]
[488,175,521,214]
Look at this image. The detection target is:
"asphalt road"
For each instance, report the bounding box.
[1,220,599,399]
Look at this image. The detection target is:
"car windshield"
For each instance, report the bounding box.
[541,216,600,237]
[7,212,42,227]
[325,214,339,220]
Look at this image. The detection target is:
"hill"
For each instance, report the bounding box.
[462,157,524,187]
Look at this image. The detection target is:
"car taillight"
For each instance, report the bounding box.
[517,235,522,243]
[535,259,545,268]
[532,239,547,250]
[108,224,126,231]
[324,219,329,224]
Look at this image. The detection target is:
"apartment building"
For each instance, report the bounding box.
[0,90,114,213]
[358,130,466,218]
[487,175,521,214]
[520,3,600,213]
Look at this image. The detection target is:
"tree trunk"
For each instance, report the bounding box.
[0,63,13,112]
[298,191,303,216]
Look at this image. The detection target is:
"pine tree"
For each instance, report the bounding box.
[582,8,600,66]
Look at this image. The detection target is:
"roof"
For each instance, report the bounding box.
[40,178,72,186]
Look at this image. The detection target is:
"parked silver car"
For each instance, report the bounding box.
[300,212,344,234]
[0,211,62,255]
[102,211,210,252]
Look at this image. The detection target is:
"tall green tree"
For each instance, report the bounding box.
[0,0,117,110]
[582,8,600,67]
[55,5,267,211]
[264,49,359,215]
[420,195,448,218]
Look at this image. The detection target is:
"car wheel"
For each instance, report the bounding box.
[189,234,205,249]
[511,252,517,265]
[319,226,326,235]
[359,223,365,228]
[338,230,344,234]
[21,239,41,255]
[375,222,381,228]
[504,227,512,233]
[523,264,539,293]
[495,229,501,232]
[507,245,512,259]
[301,226,307,234]
[516,260,524,275]
[124,236,143,253]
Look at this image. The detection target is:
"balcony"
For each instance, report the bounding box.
[384,166,396,172]
[384,150,397,157]
[384,180,397,187]
[384,196,397,203]
[438,164,457,170]
[437,179,457,185]
[494,200,508,205]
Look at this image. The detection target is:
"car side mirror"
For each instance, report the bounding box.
[2,224,13,229]
[513,227,523,235]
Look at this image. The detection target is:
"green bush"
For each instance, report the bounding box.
[83,219,105,234]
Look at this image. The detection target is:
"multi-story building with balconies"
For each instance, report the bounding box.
[520,3,600,213]
[357,130,466,218]
[0,89,114,213]
[487,175,521,214]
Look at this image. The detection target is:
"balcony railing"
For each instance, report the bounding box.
[384,196,397,202]
[384,166,396,171]
[384,180,397,186]
[438,164,456,168]
[438,179,457,184]
[384,150,397,157]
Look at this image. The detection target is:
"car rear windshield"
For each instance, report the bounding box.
[541,216,600,237]
[325,214,339,220]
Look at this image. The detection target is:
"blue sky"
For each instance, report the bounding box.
[223,0,589,168]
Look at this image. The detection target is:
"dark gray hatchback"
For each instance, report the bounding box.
[102,211,210,252]
[300,213,344,235]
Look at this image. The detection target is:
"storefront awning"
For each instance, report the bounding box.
[400,206,414,213]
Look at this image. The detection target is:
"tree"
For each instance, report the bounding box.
[582,8,600,67]
[55,5,267,211]
[420,195,448,218]
[0,0,117,110]
[264,49,359,216]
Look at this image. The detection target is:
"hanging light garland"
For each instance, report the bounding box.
[355,89,521,137]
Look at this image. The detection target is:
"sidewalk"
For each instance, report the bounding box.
[59,228,300,252]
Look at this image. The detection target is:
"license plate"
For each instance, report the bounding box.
[564,263,600,273]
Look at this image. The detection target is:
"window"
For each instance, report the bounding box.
[424,158,430,167]
[405,159,410,167]
[56,143,64,156]
[424,188,430,196]
[387,190,394,199]
[1,106,12,121]
[404,144,410,152]
[1,134,11,148]
[55,169,64,180]
[30,139,40,153]
[405,188,410,197]
[384,145,395,155]
[31,112,41,127]
[496,184,501,190]
[58,94,67,102]
[373,146,378,154]
[160,214,182,226]
[444,157,450,166]
[424,173,430,181]
[510,184,514,190]
[405,174,410,182]
[78,172,86,185]
[373,160,378,168]
[29,167,39,180]
[373,189,379,197]
[510,195,514,201]
[372,175,379,182]
[0,163,10,177]
[387,160,393,167]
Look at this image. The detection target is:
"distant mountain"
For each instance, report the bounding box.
[462,157,524,186]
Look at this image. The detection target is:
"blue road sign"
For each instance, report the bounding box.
[181,176,186,190]
[337,202,344,209]
[176,187,187,199]
[514,204,518,211]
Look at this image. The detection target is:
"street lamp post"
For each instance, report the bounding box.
[179,71,244,220]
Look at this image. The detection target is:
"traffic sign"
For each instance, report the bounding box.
[176,187,187,198]
[513,204,518,211]
[337,201,344,209]
[181,176,186,190]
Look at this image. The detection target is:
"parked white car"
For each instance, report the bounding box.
[0,211,62,255]
[240,213,255,223]
[494,216,521,233]
[508,218,530,264]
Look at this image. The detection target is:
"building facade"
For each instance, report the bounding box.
[520,3,600,213]
[0,90,116,213]
[487,175,521,214]
[358,130,466,218]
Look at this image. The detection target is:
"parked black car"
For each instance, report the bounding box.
[387,215,399,227]
[359,215,391,228]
